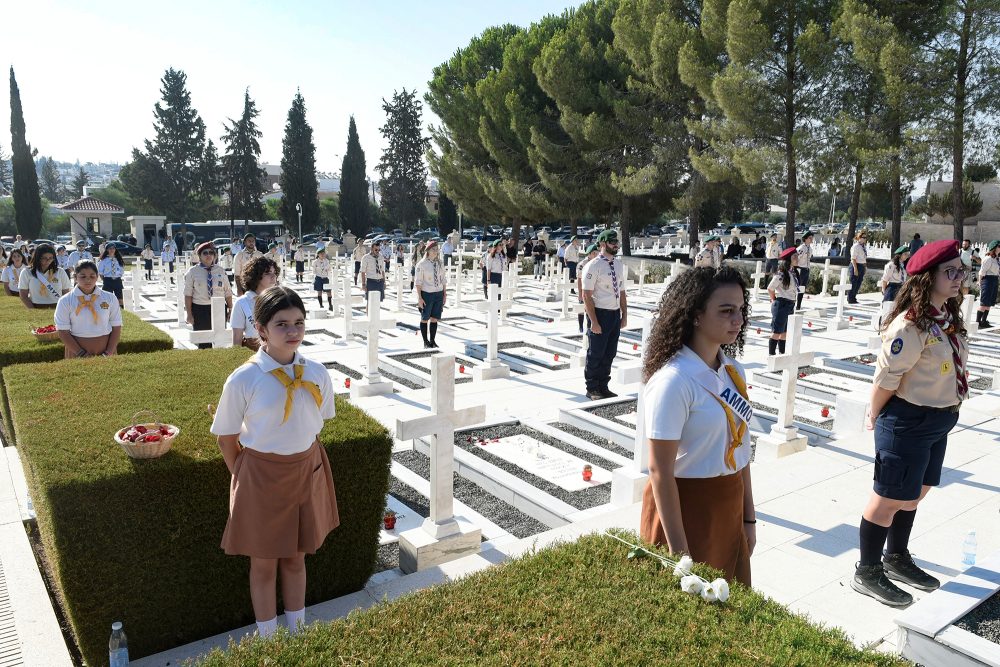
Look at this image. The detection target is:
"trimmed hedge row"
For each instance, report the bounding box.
[0,296,174,441]
[5,348,393,666]
[196,532,907,667]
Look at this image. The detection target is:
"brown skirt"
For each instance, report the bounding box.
[66,334,110,358]
[640,471,751,586]
[222,440,340,559]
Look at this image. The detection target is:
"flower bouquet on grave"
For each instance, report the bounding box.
[115,410,178,460]
[604,532,730,604]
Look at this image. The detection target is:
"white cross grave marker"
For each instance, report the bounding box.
[828,268,851,331]
[188,296,231,348]
[554,268,575,320]
[350,291,396,397]
[756,313,813,457]
[330,274,359,341]
[820,259,832,297]
[666,259,684,287]
[395,263,406,312]
[610,319,651,505]
[472,283,512,380]
[750,261,766,302]
[636,260,648,296]
[396,353,486,572]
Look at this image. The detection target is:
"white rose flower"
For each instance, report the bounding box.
[700,584,718,602]
[711,578,730,603]
[672,554,694,577]
[680,575,704,595]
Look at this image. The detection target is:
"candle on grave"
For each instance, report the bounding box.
[582,464,593,482]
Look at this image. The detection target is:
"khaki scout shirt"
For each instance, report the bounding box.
[183,263,232,305]
[360,253,385,280]
[694,249,715,268]
[874,312,969,407]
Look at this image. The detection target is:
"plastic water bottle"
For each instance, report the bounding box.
[962,530,977,566]
[109,622,129,666]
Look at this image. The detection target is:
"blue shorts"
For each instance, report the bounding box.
[313,276,329,291]
[873,396,959,501]
[420,290,444,320]
[981,275,998,307]
[365,278,385,300]
[770,298,795,334]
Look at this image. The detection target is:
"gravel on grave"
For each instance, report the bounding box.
[955,589,1000,644]
[584,399,637,423]
[390,351,477,385]
[749,400,832,430]
[496,341,570,370]
[324,361,362,379]
[374,543,399,572]
[550,422,633,458]
[843,353,876,365]
[388,477,430,519]
[454,423,614,510]
[392,450,550,538]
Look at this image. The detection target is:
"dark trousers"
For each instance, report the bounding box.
[354,260,361,283]
[585,308,621,392]
[849,264,866,303]
[567,261,578,282]
[192,302,213,349]
[796,267,809,309]
[102,277,124,301]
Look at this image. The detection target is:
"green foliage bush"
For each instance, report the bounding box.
[196,532,906,667]
[0,297,174,440]
[5,348,393,665]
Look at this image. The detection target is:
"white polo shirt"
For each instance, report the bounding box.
[211,350,336,455]
[230,290,258,338]
[582,254,624,310]
[414,258,446,293]
[2,264,24,292]
[18,268,71,304]
[360,253,385,280]
[487,254,506,274]
[565,243,580,263]
[54,286,123,337]
[851,242,867,264]
[796,243,812,268]
[644,346,753,478]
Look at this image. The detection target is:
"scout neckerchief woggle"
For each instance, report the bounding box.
[270,365,323,423]
[930,306,968,400]
[706,365,750,471]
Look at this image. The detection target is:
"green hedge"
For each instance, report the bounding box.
[196,532,906,667]
[0,296,174,441]
[5,348,393,666]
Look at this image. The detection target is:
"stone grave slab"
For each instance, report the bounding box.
[498,343,570,371]
[383,351,477,386]
[472,434,612,492]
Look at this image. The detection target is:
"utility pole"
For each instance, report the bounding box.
[296,202,303,241]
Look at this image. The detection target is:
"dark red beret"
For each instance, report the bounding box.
[779,247,797,260]
[195,242,217,255]
[906,239,960,275]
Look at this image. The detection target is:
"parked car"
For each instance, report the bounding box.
[104,240,142,256]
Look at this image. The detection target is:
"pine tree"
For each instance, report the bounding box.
[278,91,319,236]
[9,67,43,238]
[377,89,429,232]
[71,166,89,198]
[438,191,458,234]
[339,116,371,236]
[40,157,64,201]
[221,88,266,222]
[0,143,10,195]
[120,68,214,223]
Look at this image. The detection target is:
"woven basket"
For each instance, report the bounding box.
[31,327,60,342]
[115,410,178,460]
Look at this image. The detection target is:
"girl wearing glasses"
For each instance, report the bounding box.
[854,240,967,608]
[183,242,233,349]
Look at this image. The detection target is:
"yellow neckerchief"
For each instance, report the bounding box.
[706,364,750,472]
[75,291,101,324]
[269,364,323,424]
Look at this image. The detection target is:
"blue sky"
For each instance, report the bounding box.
[3,0,575,177]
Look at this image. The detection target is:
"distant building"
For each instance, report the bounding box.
[924,180,1000,225]
[261,164,282,191]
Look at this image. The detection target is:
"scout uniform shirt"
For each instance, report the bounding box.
[232,248,264,278]
[1,264,23,292]
[68,249,93,266]
[352,245,365,262]
[313,257,331,279]
[851,241,867,266]
[183,262,232,305]
[582,254,624,310]
[161,245,176,262]
[766,241,780,260]
[565,242,580,263]
[18,267,71,304]
[881,263,906,288]
[414,258,446,293]
[694,247,718,268]
[644,346,752,477]
[211,350,336,455]
[54,286,123,337]
[360,252,385,280]
[230,290,259,339]
[875,312,969,408]
[767,273,798,301]
[57,253,72,271]
[980,254,1000,279]
[796,242,812,268]
[141,248,155,261]
[97,257,125,279]
[487,253,506,275]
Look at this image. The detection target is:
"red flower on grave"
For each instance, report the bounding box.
[756,328,761,334]
[344,378,351,388]
[807,321,812,328]
[798,372,806,378]
[554,354,560,361]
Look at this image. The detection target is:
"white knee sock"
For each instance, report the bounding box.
[256,616,278,638]
[285,608,306,633]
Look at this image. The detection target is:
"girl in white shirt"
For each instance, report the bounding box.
[977,240,1000,328]
[766,247,798,355]
[880,246,909,303]
[18,244,71,309]
[640,265,755,586]
[311,248,332,310]
[97,244,126,307]
[2,249,26,297]
[53,260,122,358]
[293,246,305,283]
[414,241,447,348]
[211,286,338,639]
[848,232,868,304]
[141,244,155,281]
[231,256,279,352]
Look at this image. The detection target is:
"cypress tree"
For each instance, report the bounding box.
[221,88,266,222]
[437,191,458,235]
[9,67,43,238]
[339,116,371,236]
[278,91,319,236]
[377,89,429,232]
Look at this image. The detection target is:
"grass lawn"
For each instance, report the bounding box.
[5,347,393,665]
[196,532,909,667]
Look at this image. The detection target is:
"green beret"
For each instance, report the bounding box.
[596,229,619,243]
[705,235,720,242]
[570,235,577,241]
[801,231,814,240]
[989,240,1000,252]
[893,245,910,255]
[585,243,598,254]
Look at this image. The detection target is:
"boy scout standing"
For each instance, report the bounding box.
[582,230,628,400]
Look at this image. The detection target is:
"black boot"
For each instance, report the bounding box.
[429,322,439,347]
[420,322,431,348]
[768,339,778,356]
[318,294,323,308]
[777,339,786,354]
